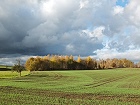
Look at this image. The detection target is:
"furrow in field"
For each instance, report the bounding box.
[84,73,138,87]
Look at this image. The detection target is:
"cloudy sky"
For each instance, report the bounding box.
[0,0,140,65]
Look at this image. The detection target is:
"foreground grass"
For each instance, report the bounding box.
[0,68,140,105]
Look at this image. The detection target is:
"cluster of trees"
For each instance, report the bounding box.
[135,62,140,68]
[25,55,135,71]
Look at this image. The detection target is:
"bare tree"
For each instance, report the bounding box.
[12,59,24,77]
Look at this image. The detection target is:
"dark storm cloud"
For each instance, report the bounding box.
[0,0,104,58]
[0,0,44,56]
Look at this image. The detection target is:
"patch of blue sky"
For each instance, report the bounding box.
[116,0,129,7]
[123,26,135,36]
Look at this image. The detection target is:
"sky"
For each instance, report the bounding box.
[0,0,140,65]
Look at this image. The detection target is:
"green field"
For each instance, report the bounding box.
[0,68,140,105]
[0,65,12,71]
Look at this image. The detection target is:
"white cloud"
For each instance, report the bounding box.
[113,6,124,15]
[41,0,55,14]
[124,0,140,26]
[80,0,89,9]
[82,26,105,43]
[93,48,140,62]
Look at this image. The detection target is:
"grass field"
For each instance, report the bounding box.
[0,65,12,71]
[0,68,140,105]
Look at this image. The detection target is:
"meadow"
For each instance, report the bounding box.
[0,68,140,105]
[0,65,12,71]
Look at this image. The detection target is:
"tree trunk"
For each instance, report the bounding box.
[19,72,21,77]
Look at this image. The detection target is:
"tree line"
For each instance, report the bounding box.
[25,55,135,71]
